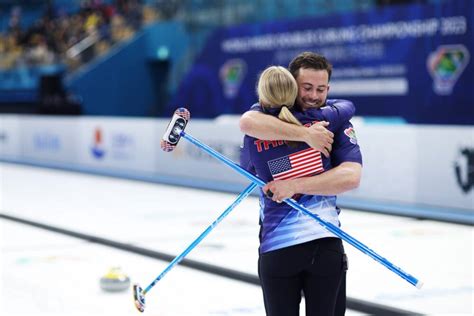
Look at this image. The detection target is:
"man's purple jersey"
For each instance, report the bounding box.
[240,100,362,253]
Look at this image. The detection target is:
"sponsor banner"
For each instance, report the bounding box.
[170,0,472,125]
[343,121,473,211]
[415,126,474,210]
[0,115,20,159]
[20,116,79,164]
[77,118,158,173]
[342,120,418,204]
[1,114,471,212]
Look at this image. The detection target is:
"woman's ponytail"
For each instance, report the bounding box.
[278,106,303,148]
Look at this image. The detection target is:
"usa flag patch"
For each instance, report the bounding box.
[267,148,323,180]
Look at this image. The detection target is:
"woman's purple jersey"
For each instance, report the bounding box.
[240,100,362,253]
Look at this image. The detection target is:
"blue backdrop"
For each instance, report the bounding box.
[169,0,472,125]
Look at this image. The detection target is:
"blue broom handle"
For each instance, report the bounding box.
[181,131,423,289]
[143,182,257,294]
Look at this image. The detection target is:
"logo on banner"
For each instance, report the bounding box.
[91,128,105,159]
[219,59,246,98]
[427,45,470,95]
[454,147,474,194]
[90,127,136,160]
[33,132,61,152]
[0,131,7,143]
[110,132,135,160]
[344,127,358,145]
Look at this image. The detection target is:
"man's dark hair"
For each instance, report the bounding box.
[289,52,333,81]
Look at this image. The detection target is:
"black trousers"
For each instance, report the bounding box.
[258,237,347,316]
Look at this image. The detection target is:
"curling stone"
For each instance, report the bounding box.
[100,266,131,292]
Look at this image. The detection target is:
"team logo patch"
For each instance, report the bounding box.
[344,127,357,144]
